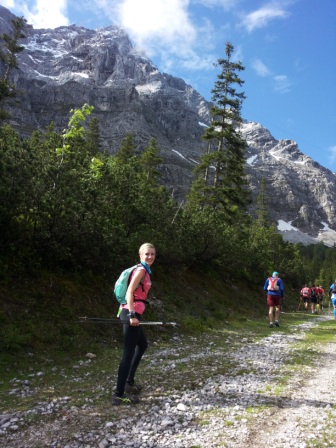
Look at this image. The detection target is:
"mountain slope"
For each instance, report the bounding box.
[1,5,336,245]
[242,122,336,244]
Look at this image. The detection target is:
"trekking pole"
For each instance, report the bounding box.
[78,317,178,326]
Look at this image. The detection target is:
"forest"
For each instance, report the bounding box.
[1,21,336,353]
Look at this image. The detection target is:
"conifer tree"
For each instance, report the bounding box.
[255,177,271,228]
[85,117,101,155]
[140,138,163,183]
[187,42,249,218]
[116,133,136,163]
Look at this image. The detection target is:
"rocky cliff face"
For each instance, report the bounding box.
[242,122,336,244]
[1,6,336,245]
[2,6,209,198]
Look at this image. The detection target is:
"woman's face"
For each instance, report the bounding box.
[140,246,156,266]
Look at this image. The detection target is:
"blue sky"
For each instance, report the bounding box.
[2,0,336,170]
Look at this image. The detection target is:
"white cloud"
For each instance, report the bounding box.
[115,0,196,47]
[294,57,306,73]
[13,0,70,29]
[252,59,271,77]
[180,51,216,71]
[251,59,291,93]
[93,0,221,73]
[240,2,289,33]
[192,0,237,8]
[328,146,336,164]
[273,74,291,93]
[233,44,243,62]
[1,0,15,8]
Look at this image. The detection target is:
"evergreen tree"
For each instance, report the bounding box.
[0,125,33,262]
[140,138,163,183]
[85,117,101,155]
[116,133,136,163]
[255,177,271,228]
[187,42,249,218]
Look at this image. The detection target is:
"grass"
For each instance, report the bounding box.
[1,267,336,438]
[188,312,336,448]
[1,311,335,448]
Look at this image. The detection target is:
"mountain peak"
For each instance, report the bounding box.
[2,10,336,246]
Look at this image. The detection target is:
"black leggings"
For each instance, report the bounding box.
[115,308,148,396]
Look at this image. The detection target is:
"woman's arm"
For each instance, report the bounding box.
[126,268,146,325]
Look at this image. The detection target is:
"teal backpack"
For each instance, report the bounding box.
[114,264,144,305]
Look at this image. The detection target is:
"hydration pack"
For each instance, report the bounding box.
[301,287,311,297]
[114,264,144,304]
[267,277,280,291]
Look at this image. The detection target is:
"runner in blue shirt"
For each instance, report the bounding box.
[263,271,284,328]
[329,281,336,319]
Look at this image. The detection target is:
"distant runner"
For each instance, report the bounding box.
[329,281,336,319]
[316,285,325,313]
[263,271,284,328]
[310,284,318,314]
[299,284,311,311]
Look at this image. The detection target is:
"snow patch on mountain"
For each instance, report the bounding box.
[136,82,162,94]
[278,220,336,247]
[278,220,299,231]
[246,155,258,165]
[172,149,188,161]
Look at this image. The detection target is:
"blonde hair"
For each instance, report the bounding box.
[139,243,156,255]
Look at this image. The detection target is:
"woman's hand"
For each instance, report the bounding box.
[129,317,140,326]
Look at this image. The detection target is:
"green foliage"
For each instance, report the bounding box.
[116,133,137,163]
[254,177,272,227]
[0,18,332,367]
[0,83,333,358]
[181,316,208,333]
[0,93,331,293]
[140,138,163,183]
[0,323,32,351]
[85,117,101,154]
[297,243,336,290]
[187,42,250,219]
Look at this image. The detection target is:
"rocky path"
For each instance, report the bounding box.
[1,314,336,448]
[245,335,336,448]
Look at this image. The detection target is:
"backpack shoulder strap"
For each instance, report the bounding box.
[130,264,148,292]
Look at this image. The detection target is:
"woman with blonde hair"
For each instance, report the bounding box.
[112,243,156,405]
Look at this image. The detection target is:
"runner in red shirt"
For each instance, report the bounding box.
[316,285,325,312]
[299,285,311,311]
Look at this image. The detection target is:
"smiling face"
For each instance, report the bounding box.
[139,243,156,267]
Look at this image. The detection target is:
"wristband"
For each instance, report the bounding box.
[127,311,136,319]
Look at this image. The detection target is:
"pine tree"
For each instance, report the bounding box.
[140,138,163,183]
[187,42,249,218]
[116,133,136,163]
[85,117,101,155]
[255,177,271,228]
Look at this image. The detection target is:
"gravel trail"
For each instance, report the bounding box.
[245,333,336,448]
[1,314,336,448]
